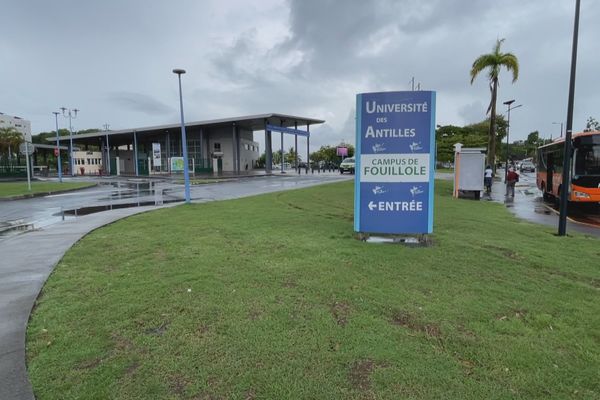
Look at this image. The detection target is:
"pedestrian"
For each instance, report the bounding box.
[484,165,494,194]
[505,167,519,197]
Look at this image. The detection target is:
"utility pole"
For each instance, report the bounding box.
[558,0,581,236]
[60,107,79,176]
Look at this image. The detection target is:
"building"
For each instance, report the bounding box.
[0,112,31,142]
[72,150,103,175]
[48,113,324,176]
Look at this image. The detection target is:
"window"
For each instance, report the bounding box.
[214,142,221,151]
[575,145,600,175]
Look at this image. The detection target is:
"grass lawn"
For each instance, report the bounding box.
[26,180,599,399]
[0,181,95,199]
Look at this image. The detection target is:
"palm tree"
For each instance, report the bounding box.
[0,127,24,164]
[470,38,519,168]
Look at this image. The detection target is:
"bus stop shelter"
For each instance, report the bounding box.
[47,113,324,176]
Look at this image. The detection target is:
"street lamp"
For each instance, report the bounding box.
[53,111,62,182]
[173,68,191,203]
[60,107,79,176]
[552,121,564,138]
[503,100,522,180]
[558,0,581,236]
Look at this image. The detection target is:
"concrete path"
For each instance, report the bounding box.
[0,174,350,400]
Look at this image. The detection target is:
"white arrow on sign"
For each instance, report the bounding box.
[368,201,377,211]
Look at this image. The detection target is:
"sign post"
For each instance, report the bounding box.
[354,91,436,235]
[19,142,35,191]
[152,142,162,169]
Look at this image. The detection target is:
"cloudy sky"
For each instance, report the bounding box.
[1,0,599,152]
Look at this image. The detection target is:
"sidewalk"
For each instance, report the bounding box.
[0,205,172,400]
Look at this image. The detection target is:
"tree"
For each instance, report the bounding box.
[285,147,301,165]
[32,129,69,144]
[525,131,543,156]
[0,127,23,163]
[470,38,519,169]
[310,143,355,164]
[585,117,600,131]
[435,116,507,164]
[256,152,266,168]
[272,149,283,165]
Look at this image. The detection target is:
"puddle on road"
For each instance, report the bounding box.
[0,220,35,237]
[58,199,181,217]
[96,181,177,201]
[534,204,552,215]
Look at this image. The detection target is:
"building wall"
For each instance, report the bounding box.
[0,112,32,142]
[116,150,136,175]
[206,127,259,172]
[73,150,103,175]
[239,129,260,170]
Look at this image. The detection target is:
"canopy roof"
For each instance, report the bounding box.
[47,113,325,144]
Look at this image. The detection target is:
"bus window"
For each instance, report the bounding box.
[575,145,600,176]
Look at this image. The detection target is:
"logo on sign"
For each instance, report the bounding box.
[410,185,424,196]
[372,185,387,195]
[409,142,423,152]
[372,143,386,153]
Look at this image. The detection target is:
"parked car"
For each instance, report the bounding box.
[520,161,535,172]
[339,157,355,174]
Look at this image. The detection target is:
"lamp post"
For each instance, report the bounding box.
[173,68,191,203]
[552,121,564,138]
[53,111,62,182]
[60,107,79,176]
[558,0,581,236]
[503,100,522,180]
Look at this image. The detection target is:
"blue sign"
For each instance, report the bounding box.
[354,91,436,234]
[265,124,310,137]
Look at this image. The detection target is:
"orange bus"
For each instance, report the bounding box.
[537,130,600,202]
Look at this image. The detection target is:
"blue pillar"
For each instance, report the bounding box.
[133,131,139,176]
[294,121,298,172]
[232,123,237,173]
[306,124,310,170]
[53,112,62,182]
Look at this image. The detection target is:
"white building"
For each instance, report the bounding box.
[72,150,103,175]
[0,112,32,142]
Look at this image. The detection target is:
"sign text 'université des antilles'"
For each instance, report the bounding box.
[354,91,436,234]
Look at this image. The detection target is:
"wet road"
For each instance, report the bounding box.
[0,174,352,239]
[3,172,598,238]
[486,169,600,237]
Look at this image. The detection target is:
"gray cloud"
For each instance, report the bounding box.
[458,101,486,125]
[106,92,173,116]
[1,0,599,153]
